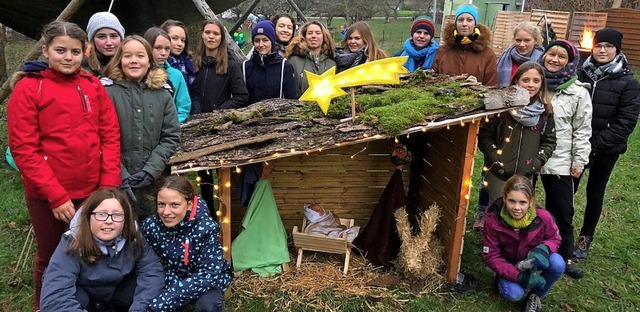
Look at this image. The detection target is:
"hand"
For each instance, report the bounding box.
[121,179,137,203]
[527,244,551,270]
[52,200,75,223]
[128,171,154,189]
[570,166,583,178]
[518,271,546,290]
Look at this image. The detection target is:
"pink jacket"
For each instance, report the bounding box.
[481,198,561,282]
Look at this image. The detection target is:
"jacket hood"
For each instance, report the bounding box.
[108,67,169,90]
[66,207,127,254]
[250,50,284,66]
[442,22,492,53]
[286,36,335,59]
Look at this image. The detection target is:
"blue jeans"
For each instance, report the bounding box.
[498,253,565,302]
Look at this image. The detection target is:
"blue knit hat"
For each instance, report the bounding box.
[252,21,276,46]
[455,4,479,24]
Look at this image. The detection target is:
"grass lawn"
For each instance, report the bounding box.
[0,35,639,312]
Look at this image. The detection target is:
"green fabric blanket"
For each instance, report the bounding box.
[231,179,290,276]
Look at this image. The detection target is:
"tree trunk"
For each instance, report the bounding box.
[0,25,7,85]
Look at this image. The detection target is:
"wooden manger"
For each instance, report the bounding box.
[292,217,355,275]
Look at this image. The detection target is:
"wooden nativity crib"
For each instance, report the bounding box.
[292,216,355,275]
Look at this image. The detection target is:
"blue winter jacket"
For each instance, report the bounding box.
[162,61,192,124]
[242,49,297,104]
[40,226,165,311]
[141,197,233,311]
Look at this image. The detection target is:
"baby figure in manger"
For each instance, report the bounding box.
[303,203,360,242]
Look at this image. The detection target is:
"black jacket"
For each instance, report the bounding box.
[189,56,249,113]
[243,50,297,104]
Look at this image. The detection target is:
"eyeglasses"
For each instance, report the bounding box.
[92,212,125,222]
[594,44,615,51]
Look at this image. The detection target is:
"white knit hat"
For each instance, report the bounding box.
[86,12,125,41]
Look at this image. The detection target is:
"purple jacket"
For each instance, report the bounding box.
[481,198,561,282]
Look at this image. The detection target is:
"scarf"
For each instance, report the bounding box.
[454,27,480,45]
[510,100,546,127]
[500,205,537,229]
[581,53,629,82]
[400,39,439,72]
[168,53,196,85]
[335,47,367,73]
[539,55,579,91]
[497,45,545,87]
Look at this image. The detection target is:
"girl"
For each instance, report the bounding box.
[243,20,296,104]
[482,175,564,312]
[396,16,439,72]
[84,11,125,76]
[161,19,196,86]
[335,21,388,73]
[285,21,336,96]
[40,188,164,311]
[478,61,556,203]
[538,39,592,279]
[432,4,498,86]
[7,21,121,311]
[142,176,233,312]
[575,28,640,261]
[102,35,181,220]
[144,27,192,124]
[271,13,296,55]
[496,21,545,88]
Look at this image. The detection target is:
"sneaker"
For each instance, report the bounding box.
[573,235,592,260]
[564,259,584,279]
[473,210,486,230]
[522,292,542,312]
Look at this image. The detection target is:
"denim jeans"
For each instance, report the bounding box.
[497,253,565,302]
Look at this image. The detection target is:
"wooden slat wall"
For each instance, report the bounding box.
[530,9,571,40]
[492,12,532,55]
[601,8,640,67]
[567,12,608,49]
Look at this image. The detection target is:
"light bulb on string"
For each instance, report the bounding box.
[485,116,489,122]
[497,150,503,155]
[214,184,219,191]
[235,166,242,173]
[196,176,202,182]
[216,210,222,216]
[394,137,399,143]
[224,181,231,188]
[483,180,489,187]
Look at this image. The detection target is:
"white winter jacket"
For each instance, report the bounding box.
[541,80,593,175]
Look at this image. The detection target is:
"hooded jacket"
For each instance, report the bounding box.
[189,56,249,113]
[7,67,121,208]
[142,197,233,311]
[432,23,499,87]
[482,198,562,282]
[286,38,337,97]
[41,210,164,311]
[101,68,180,181]
[577,59,640,156]
[478,112,556,181]
[161,61,192,124]
[243,50,297,104]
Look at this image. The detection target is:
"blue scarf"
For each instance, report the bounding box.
[400,39,439,72]
[168,53,196,86]
[497,45,544,88]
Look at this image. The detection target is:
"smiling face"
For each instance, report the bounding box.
[90,198,125,241]
[456,13,476,36]
[504,190,530,220]
[516,68,543,99]
[347,30,365,52]
[157,188,191,228]
[253,34,272,55]
[93,28,121,57]
[412,29,432,49]
[275,17,294,43]
[167,26,186,56]
[152,35,171,65]
[42,35,83,75]
[305,24,324,53]
[514,30,536,56]
[543,46,569,73]
[120,40,150,81]
[202,23,222,54]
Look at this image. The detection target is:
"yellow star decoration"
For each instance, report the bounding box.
[299,56,409,115]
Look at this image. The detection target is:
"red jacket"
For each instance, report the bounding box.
[481,198,561,282]
[7,68,121,209]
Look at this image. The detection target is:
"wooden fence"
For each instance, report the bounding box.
[601,8,640,67]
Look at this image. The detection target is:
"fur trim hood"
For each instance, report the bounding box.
[442,23,492,53]
[285,36,335,60]
[108,67,168,90]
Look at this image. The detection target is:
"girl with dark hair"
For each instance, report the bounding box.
[161,19,196,86]
[40,188,164,311]
[7,21,121,311]
[142,176,233,312]
[102,35,181,220]
[271,13,296,54]
[396,16,438,72]
[335,21,388,73]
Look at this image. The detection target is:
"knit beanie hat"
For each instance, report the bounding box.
[411,15,435,37]
[545,39,577,62]
[455,4,479,24]
[86,12,125,41]
[252,21,276,45]
[594,28,623,54]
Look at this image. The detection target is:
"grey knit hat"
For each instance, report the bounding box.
[86,12,125,41]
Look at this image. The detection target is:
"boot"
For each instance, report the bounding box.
[573,235,592,260]
[522,292,542,312]
[564,259,584,279]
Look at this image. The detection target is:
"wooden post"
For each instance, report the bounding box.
[219,168,232,262]
[285,0,308,23]
[0,0,86,104]
[350,87,356,122]
[191,0,245,62]
[230,0,262,35]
